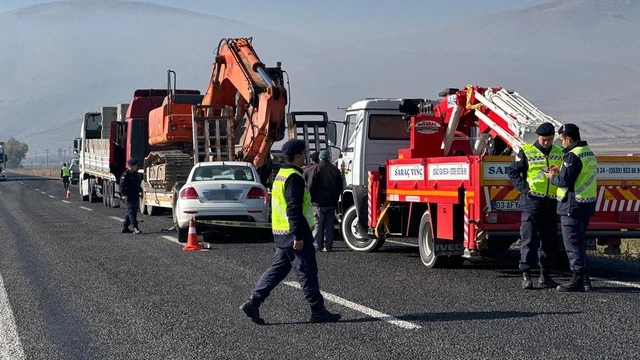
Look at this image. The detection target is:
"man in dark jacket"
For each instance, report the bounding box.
[545,124,597,292]
[119,158,142,234]
[308,150,342,252]
[240,140,340,325]
[507,123,564,289]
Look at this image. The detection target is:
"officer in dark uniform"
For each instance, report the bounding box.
[545,124,597,292]
[119,158,142,234]
[508,123,564,289]
[241,139,341,325]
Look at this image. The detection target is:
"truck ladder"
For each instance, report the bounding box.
[287,111,330,164]
[473,88,563,153]
[191,105,235,164]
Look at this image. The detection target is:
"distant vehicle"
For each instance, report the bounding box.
[0,142,7,181]
[69,158,80,185]
[173,161,269,243]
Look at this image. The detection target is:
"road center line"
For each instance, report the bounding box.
[48,195,55,199]
[61,200,71,204]
[109,216,124,222]
[161,235,181,245]
[283,281,421,329]
[0,273,27,360]
[79,206,93,211]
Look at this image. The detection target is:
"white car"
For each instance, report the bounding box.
[174,161,269,242]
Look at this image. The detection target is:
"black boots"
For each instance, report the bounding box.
[121,226,133,233]
[538,268,559,288]
[310,308,341,323]
[556,272,584,292]
[522,272,533,290]
[241,295,265,325]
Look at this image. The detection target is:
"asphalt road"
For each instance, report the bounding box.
[1,172,639,359]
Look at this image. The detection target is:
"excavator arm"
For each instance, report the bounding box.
[201,38,287,168]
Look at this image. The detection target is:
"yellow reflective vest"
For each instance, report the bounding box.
[271,167,314,235]
[61,166,70,177]
[557,145,598,203]
[522,144,563,198]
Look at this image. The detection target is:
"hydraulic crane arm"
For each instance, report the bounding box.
[201,38,287,168]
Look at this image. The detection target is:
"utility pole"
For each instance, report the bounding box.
[45,149,49,166]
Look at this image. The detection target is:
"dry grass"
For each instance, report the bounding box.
[11,166,60,179]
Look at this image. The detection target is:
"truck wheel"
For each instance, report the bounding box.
[147,205,161,216]
[177,225,188,243]
[88,183,96,203]
[418,212,441,268]
[341,205,384,252]
[81,184,88,201]
[103,184,109,206]
[140,196,147,215]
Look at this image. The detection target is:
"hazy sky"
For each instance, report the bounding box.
[0,0,549,40]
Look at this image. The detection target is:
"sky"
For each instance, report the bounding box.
[0,0,549,41]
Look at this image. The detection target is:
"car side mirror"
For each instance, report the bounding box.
[327,123,337,147]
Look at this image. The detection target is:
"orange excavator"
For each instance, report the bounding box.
[145,37,288,190]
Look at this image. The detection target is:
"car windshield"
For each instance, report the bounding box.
[192,165,254,182]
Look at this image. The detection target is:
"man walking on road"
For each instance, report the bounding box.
[61,163,70,191]
[545,124,597,292]
[508,123,564,289]
[241,140,341,325]
[308,150,342,252]
[119,158,142,234]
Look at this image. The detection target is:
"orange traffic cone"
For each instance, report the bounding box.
[183,217,203,251]
[66,187,71,199]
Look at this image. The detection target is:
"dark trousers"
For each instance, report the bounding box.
[519,212,558,272]
[253,246,324,311]
[62,176,70,189]
[561,215,590,274]
[313,206,336,250]
[123,201,139,228]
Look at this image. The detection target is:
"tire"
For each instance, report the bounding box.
[81,181,89,201]
[341,205,384,252]
[103,183,109,207]
[177,226,188,243]
[418,212,465,268]
[147,204,161,216]
[140,195,147,215]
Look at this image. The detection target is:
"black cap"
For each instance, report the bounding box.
[127,158,139,166]
[281,139,306,157]
[535,122,555,136]
[310,151,320,163]
[557,123,579,135]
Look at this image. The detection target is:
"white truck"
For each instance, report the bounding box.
[75,106,124,207]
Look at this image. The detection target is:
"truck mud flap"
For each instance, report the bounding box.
[434,238,464,256]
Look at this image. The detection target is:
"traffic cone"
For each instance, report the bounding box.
[183,217,203,251]
[66,187,71,199]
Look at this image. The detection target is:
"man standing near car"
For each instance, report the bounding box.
[545,124,597,292]
[507,123,564,289]
[308,150,342,252]
[241,139,340,325]
[119,158,142,234]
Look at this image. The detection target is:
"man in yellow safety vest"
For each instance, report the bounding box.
[61,163,70,190]
[508,123,564,290]
[545,123,597,292]
[241,139,341,325]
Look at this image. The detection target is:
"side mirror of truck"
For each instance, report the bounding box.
[327,122,337,147]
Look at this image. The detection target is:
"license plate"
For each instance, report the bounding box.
[492,200,519,211]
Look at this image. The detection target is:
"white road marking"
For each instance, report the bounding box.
[161,235,181,245]
[109,216,125,222]
[48,195,55,199]
[79,206,93,211]
[592,277,640,289]
[284,281,421,329]
[385,239,418,247]
[0,273,27,360]
[40,191,47,195]
[61,200,71,204]
[34,188,39,191]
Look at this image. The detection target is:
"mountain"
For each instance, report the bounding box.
[1,0,639,155]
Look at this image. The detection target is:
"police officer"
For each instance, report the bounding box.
[545,124,597,292]
[119,158,142,234]
[241,139,341,325]
[508,123,564,289]
[61,163,70,190]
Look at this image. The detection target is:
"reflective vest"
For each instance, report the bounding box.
[557,145,598,203]
[271,167,314,235]
[522,144,564,198]
[61,166,70,177]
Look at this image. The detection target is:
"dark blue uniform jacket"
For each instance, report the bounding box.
[119,169,140,202]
